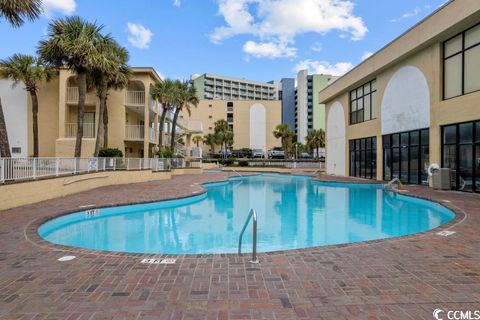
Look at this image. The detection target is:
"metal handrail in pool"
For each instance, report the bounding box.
[238,208,258,264]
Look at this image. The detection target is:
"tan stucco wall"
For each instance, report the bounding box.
[26,78,60,157]
[0,170,171,211]
[324,18,480,181]
[25,68,161,158]
[186,99,282,153]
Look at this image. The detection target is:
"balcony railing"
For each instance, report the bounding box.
[65,87,96,104]
[65,123,95,138]
[125,125,145,140]
[149,128,157,142]
[125,91,145,106]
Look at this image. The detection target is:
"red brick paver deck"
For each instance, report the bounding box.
[0,172,479,319]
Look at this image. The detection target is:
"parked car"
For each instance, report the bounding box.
[232,149,246,158]
[252,149,265,158]
[299,152,312,159]
[268,147,285,159]
[218,148,232,157]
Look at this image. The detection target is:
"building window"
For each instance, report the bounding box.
[349,79,376,125]
[11,147,21,154]
[443,23,480,99]
[209,104,212,108]
[442,120,480,193]
[209,115,213,119]
[349,137,377,179]
[383,128,429,185]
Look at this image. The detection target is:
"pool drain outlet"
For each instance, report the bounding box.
[57,255,76,262]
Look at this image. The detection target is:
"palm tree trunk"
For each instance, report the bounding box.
[158,107,167,149]
[74,70,87,158]
[30,91,39,157]
[170,108,180,152]
[94,84,107,156]
[103,98,108,149]
[0,98,11,158]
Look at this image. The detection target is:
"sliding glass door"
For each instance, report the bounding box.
[349,137,377,179]
[442,121,480,193]
[383,128,429,184]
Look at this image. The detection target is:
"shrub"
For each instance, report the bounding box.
[220,159,234,166]
[156,147,174,158]
[238,160,249,167]
[98,148,123,158]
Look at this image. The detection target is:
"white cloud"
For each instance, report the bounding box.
[311,42,322,52]
[42,0,76,16]
[127,23,154,49]
[173,0,181,7]
[295,59,353,76]
[390,6,421,22]
[243,40,296,58]
[361,51,373,61]
[210,0,367,59]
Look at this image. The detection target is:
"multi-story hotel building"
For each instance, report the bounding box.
[320,0,480,193]
[190,73,282,154]
[192,73,278,101]
[184,99,282,155]
[0,67,201,158]
[295,71,337,143]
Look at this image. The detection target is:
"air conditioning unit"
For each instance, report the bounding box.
[432,168,451,190]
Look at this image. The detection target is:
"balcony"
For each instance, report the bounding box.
[66,87,95,104]
[65,123,95,138]
[125,91,145,106]
[149,128,158,143]
[125,125,144,140]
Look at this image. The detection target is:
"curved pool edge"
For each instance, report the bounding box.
[27,173,465,258]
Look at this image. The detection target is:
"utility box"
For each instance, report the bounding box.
[432,168,451,190]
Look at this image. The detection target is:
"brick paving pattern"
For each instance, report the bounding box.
[0,172,479,319]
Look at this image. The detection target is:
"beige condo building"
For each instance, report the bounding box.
[184,99,282,155]
[3,67,200,159]
[320,0,480,193]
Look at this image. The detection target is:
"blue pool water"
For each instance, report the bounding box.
[39,174,455,254]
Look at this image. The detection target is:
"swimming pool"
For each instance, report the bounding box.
[39,174,455,254]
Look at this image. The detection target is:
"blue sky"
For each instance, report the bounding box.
[0,0,448,82]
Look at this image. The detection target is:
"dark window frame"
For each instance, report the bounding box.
[349,136,377,180]
[441,120,480,193]
[443,22,480,100]
[383,128,429,185]
[349,79,376,125]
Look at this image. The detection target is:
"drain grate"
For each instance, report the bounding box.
[58,255,76,262]
[436,230,456,236]
[141,258,176,265]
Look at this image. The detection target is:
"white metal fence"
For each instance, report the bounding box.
[0,157,199,184]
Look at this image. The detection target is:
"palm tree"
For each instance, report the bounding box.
[214,119,233,158]
[0,0,41,27]
[0,0,42,157]
[87,39,131,156]
[203,133,218,155]
[192,135,203,148]
[273,124,294,159]
[151,79,177,151]
[0,54,56,157]
[0,98,10,157]
[38,16,114,157]
[306,129,325,159]
[170,82,199,153]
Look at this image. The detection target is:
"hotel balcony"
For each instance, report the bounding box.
[65,123,95,138]
[125,125,158,143]
[125,91,145,107]
[65,87,96,105]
